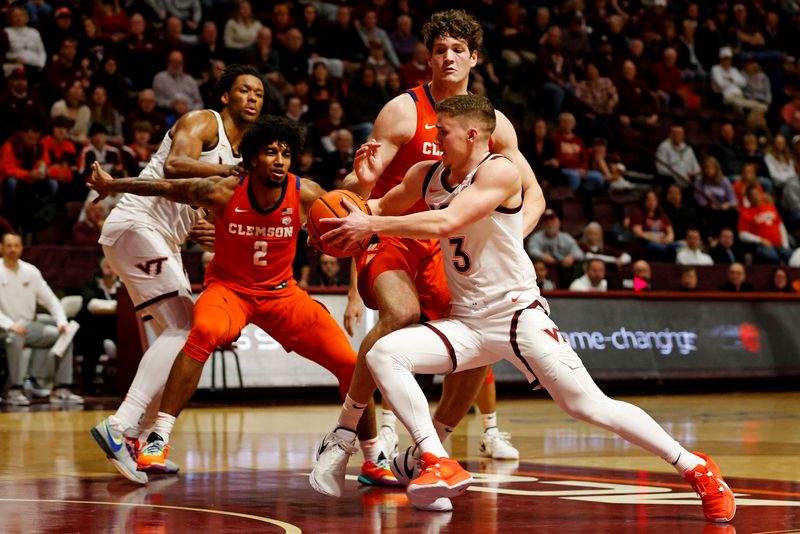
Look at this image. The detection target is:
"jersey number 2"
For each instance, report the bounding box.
[253,241,268,266]
[448,237,470,273]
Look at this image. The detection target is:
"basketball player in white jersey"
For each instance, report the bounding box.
[320,95,736,523]
[90,65,265,484]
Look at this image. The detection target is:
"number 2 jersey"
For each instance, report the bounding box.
[204,173,301,296]
[422,155,545,317]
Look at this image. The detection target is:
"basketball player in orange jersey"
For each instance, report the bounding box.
[311,10,545,501]
[87,116,400,488]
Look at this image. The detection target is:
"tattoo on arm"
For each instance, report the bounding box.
[110,177,223,209]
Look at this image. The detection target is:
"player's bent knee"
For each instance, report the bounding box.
[379,307,420,333]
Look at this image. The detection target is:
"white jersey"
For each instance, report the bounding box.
[422,154,546,317]
[100,110,240,251]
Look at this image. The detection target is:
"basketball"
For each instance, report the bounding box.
[307,189,372,258]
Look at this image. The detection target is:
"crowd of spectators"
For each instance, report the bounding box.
[0,0,799,294]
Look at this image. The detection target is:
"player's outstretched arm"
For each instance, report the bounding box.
[164,110,243,179]
[298,178,327,223]
[88,162,237,215]
[341,94,416,198]
[492,110,546,236]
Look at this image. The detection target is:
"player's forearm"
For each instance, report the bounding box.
[342,171,373,198]
[106,177,209,207]
[164,157,232,179]
[522,187,546,237]
[369,211,454,240]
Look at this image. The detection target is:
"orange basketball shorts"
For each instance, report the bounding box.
[184,282,357,398]
[356,236,450,320]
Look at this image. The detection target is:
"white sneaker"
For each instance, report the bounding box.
[479,429,519,460]
[90,417,148,484]
[4,388,30,406]
[378,425,399,459]
[309,430,357,497]
[406,491,453,512]
[390,445,421,487]
[23,377,51,398]
[50,388,84,405]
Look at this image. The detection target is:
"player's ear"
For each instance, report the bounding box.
[221,91,230,106]
[469,48,478,68]
[467,127,479,141]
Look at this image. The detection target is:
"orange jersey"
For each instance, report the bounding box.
[205,173,301,295]
[371,85,440,215]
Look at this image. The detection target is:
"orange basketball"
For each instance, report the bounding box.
[307,189,372,258]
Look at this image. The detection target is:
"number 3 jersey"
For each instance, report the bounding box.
[204,173,301,296]
[422,155,545,317]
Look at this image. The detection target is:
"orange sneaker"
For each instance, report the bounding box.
[359,452,403,487]
[136,433,170,471]
[685,452,736,522]
[407,453,473,502]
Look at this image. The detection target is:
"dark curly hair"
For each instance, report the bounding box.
[240,115,305,168]
[422,10,483,52]
[211,64,263,112]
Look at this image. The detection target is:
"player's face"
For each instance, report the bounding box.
[253,141,292,187]
[224,75,265,123]
[435,113,469,169]
[429,36,477,85]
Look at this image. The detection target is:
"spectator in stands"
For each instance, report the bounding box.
[159,16,193,59]
[553,112,604,194]
[312,254,347,287]
[580,221,631,268]
[524,118,559,186]
[69,197,105,247]
[389,14,419,64]
[357,8,400,69]
[124,89,167,146]
[710,228,746,265]
[525,209,583,275]
[780,111,800,143]
[652,47,694,109]
[152,50,203,111]
[313,99,348,154]
[741,57,772,108]
[367,39,397,86]
[191,21,226,80]
[4,6,47,72]
[162,0,202,33]
[590,137,634,191]
[121,121,153,177]
[677,266,699,292]
[244,27,280,77]
[346,65,388,144]
[569,258,607,292]
[224,1,262,51]
[0,66,48,140]
[631,190,679,261]
[79,17,112,71]
[780,91,800,126]
[711,47,768,116]
[789,248,800,268]
[91,57,128,110]
[741,133,771,191]
[0,122,57,230]
[627,259,653,291]
[655,125,701,188]
[496,0,536,73]
[733,162,765,208]
[781,174,800,232]
[277,28,310,85]
[165,93,191,128]
[400,42,431,89]
[663,184,701,240]
[676,19,705,76]
[711,123,744,178]
[676,228,714,266]
[765,134,799,189]
[43,37,87,105]
[538,26,576,119]
[318,128,354,191]
[616,60,658,129]
[296,4,326,54]
[320,6,368,64]
[574,61,618,125]
[78,123,123,182]
[719,262,754,292]
[767,266,793,292]
[50,79,90,145]
[738,185,793,263]
[118,13,159,91]
[534,259,556,290]
[43,7,79,59]
[40,115,77,192]
[88,85,123,146]
[694,156,739,236]
[0,232,82,405]
[94,0,129,41]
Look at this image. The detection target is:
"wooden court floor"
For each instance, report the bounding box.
[1,392,799,533]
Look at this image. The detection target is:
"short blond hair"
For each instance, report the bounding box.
[436,94,496,136]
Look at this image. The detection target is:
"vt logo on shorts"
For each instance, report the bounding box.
[136,257,169,276]
[543,327,565,344]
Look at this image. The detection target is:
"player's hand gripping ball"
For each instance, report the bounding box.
[307,190,372,258]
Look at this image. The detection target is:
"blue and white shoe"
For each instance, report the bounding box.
[90,417,148,485]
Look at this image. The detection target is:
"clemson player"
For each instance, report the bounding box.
[87,116,398,487]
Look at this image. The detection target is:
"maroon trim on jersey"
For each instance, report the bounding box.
[134,290,180,311]
[495,203,522,214]
[509,300,548,389]
[421,322,457,374]
[422,161,441,201]
[246,173,289,215]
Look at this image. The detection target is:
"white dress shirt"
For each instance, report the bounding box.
[0,260,66,330]
[569,274,608,292]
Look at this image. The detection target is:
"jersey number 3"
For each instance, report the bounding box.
[448,237,470,273]
[253,241,268,266]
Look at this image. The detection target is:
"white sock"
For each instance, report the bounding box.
[334,427,357,443]
[381,409,396,430]
[481,411,498,432]
[337,394,367,432]
[671,447,706,474]
[360,437,381,463]
[417,435,449,458]
[153,412,176,444]
[433,418,454,444]
[112,388,149,433]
